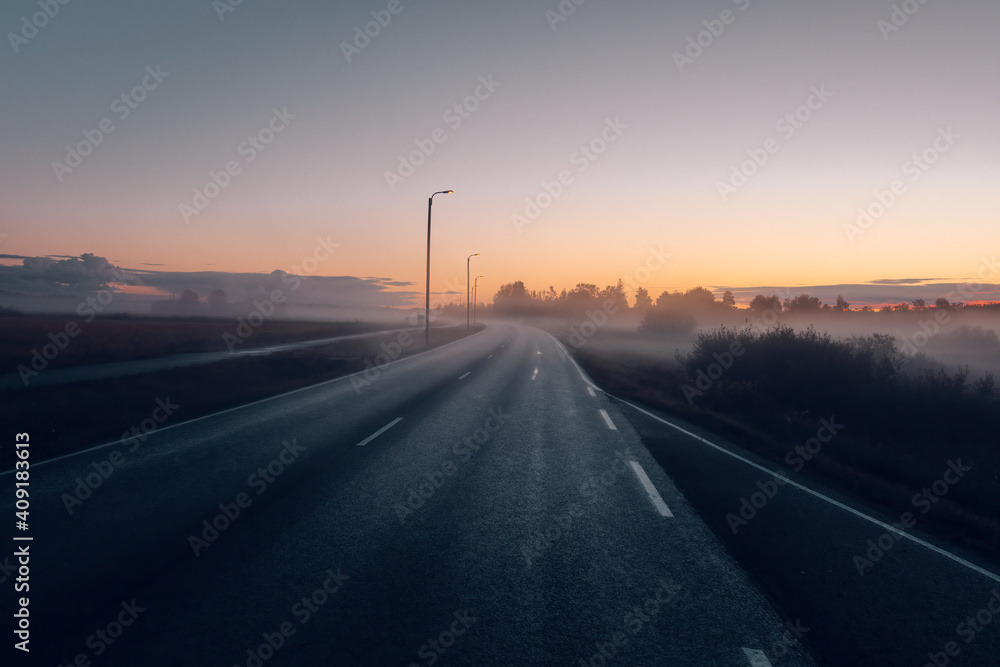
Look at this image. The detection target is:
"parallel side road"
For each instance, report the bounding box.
[3,323,812,666]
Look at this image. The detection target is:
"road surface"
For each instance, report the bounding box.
[5,322,998,665]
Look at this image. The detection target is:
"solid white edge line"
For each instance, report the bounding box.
[629,461,673,518]
[742,647,773,666]
[598,409,617,431]
[616,396,1000,585]
[587,386,596,397]
[544,332,599,388]
[542,327,1000,586]
[0,326,492,474]
[355,417,403,447]
[459,372,471,380]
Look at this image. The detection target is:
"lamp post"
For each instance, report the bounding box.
[466,253,479,330]
[425,189,453,346]
[473,275,484,325]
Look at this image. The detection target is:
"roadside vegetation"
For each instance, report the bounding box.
[0,314,392,371]
[568,325,1000,562]
[0,324,481,469]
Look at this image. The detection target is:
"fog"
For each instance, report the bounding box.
[507,302,1000,381]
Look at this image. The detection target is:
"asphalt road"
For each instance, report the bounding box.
[3,322,816,666]
[7,321,997,665]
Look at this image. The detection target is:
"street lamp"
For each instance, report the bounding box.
[466,253,479,330]
[473,275,484,325]
[425,189,453,346]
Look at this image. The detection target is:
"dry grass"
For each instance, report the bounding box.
[0,314,399,371]
[0,325,481,468]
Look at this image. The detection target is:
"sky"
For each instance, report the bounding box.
[1,0,998,309]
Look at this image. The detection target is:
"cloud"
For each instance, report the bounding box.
[0,253,131,296]
[866,278,939,285]
[124,268,420,308]
[0,253,420,309]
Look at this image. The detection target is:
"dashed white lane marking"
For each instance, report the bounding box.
[355,418,403,447]
[617,397,1000,585]
[536,350,542,355]
[629,461,674,518]
[459,372,471,380]
[742,647,773,666]
[587,386,596,397]
[488,354,494,359]
[531,368,538,381]
[598,409,617,430]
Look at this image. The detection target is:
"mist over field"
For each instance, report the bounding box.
[565,311,1000,380]
[477,279,1000,382]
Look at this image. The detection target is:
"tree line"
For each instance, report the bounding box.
[487,280,999,316]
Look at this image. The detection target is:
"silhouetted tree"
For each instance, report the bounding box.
[174,290,205,315]
[208,289,229,312]
[493,281,533,314]
[599,279,629,311]
[495,281,528,300]
[748,295,782,313]
[654,290,679,308]
[935,297,951,310]
[834,295,850,312]
[633,286,653,311]
[684,286,716,309]
[721,291,736,308]
[783,294,822,312]
[567,283,599,310]
[912,298,926,311]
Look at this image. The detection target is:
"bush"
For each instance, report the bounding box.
[676,325,998,456]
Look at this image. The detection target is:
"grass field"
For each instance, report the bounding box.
[0,323,481,469]
[0,314,404,372]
